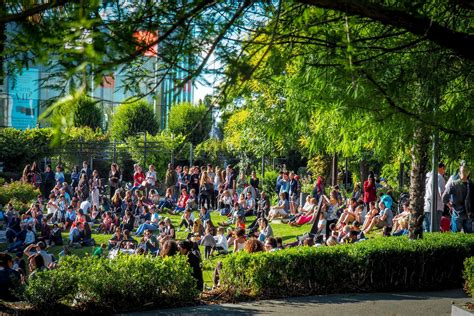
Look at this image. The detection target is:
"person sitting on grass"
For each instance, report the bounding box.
[140,229,159,255]
[174,188,189,213]
[218,189,233,216]
[290,197,318,226]
[157,187,175,212]
[243,190,256,217]
[93,243,107,257]
[97,211,113,233]
[24,241,54,268]
[135,206,160,236]
[27,253,47,280]
[264,237,278,252]
[243,238,264,253]
[361,201,378,231]
[160,240,178,257]
[268,192,289,222]
[199,205,211,230]
[337,198,359,228]
[120,210,135,232]
[232,227,246,253]
[158,218,175,244]
[391,201,411,233]
[178,207,195,232]
[257,218,273,242]
[8,225,35,253]
[214,227,228,254]
[363,201,393,236]
[108,227,123,250]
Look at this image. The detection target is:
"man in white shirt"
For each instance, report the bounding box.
[423,162,446,232]
[24,242,54,268]
[80,200,91,214]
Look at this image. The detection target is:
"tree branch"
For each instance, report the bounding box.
[295,0,474,60]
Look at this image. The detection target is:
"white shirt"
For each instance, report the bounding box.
[146,171,157,186]
[214,234,228,251]
[424,172,446,212]
[80,200,91,214]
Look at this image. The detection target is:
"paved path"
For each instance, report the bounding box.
[122,289,471,316]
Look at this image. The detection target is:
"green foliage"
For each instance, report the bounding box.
[110,99,159,141]
[464,256,474,298]
[220,233,474,298]
[260,170,279,199]
[23,258,79,310]
[168,103,212,146]
[0,181,40,207]
[126,132,187,179]
[24,254,197,311]
[306,155,330,178]
[0,128,52,174]
[72,96,103,130]
[194,138,228,166]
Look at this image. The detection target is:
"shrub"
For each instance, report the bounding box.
[109,99,159,141]
[220,233,474,298]
[24,254,198,312]
[464,256,474,298]
[23,258,79,311]
[72,96,103,130]
[0,181,40,207]
[260,169,279,199]
[168,103,212,146]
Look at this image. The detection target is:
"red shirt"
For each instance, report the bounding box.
[134,172,146,187]
[177,194,189,208]
[363,180,376,203]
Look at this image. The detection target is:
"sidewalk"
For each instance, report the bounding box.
[122,289,470,316]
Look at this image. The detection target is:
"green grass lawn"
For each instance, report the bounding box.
[0,211,342,287]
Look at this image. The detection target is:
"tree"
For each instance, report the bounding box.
[168,103,212,146]
[109,100,159,141]
[72,97,102,130]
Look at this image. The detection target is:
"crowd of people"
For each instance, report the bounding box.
[0,159,472,296]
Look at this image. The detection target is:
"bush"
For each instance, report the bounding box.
[0,181,40,207]
[72,96,103,130]
[24,254,198,312]
[109,99,159,141]
[464,256,474,298]
[168,103,212,146]
[23,258,79,311]
[260,169,279,199]
[220,233,474,298]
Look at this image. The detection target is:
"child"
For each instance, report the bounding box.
[201,226,217,259]
[214,227,228,254]
[440,207,451,232]
[93,243,107,257]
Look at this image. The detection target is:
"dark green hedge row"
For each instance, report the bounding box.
[221,233,474,298]
[464,256,474,298]
[23,254,197,312]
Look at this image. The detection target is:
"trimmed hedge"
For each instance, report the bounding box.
[221,233,474,298]
[24,254,198,312]
[463,256,474,298]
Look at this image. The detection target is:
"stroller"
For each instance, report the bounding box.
[108,239,138,259]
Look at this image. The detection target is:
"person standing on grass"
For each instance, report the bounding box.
[442,161,473,233]
[178,240,204,290]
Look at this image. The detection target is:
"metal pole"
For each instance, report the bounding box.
[261,155,265,180]
[189,143,193,166]
[144,133,147,166]
[331,153,338,187]
[431,130,439,232]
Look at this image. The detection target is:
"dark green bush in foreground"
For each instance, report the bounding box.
[221,233,474,298]
[24,254,197,312]
[463,256,474,298]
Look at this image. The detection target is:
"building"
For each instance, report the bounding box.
[0,1,194,130]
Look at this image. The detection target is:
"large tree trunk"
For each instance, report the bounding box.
[408,128,430,239]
